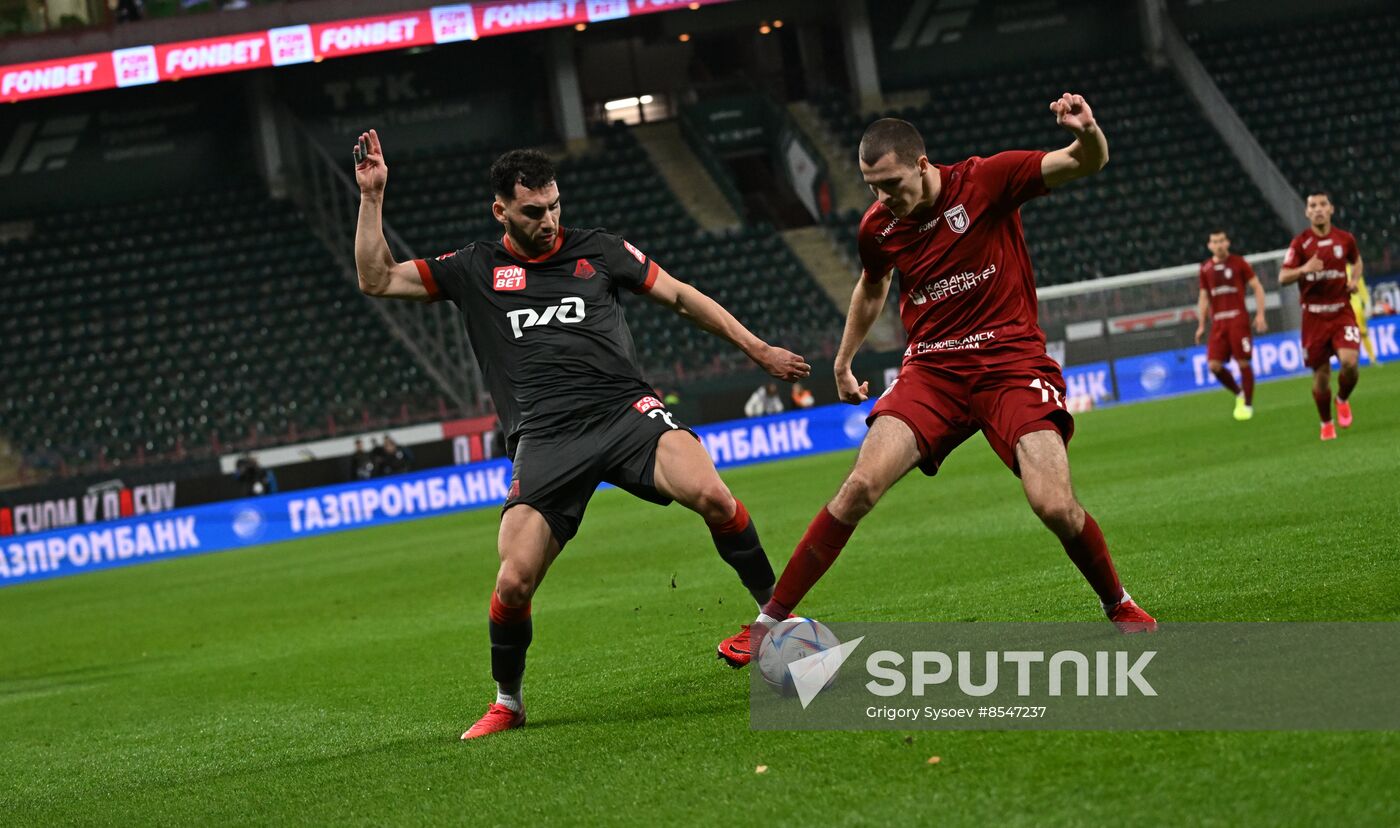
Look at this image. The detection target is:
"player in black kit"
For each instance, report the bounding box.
[351,130,810,739]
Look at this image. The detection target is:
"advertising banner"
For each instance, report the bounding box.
[1112,315,1396,404]
[1,401,874,588]
[1,0,740,104]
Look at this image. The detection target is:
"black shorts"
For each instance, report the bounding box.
[504,394,698,547]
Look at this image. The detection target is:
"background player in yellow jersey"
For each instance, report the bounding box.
[1350,270,1378,365]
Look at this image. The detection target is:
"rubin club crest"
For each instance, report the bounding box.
[944,204,971,234]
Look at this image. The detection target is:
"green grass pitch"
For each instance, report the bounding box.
[3,369,1398,825]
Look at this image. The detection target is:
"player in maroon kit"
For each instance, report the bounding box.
[1278,192,1363,441]
[717,94,1156,666]
[1194,230,1268,420]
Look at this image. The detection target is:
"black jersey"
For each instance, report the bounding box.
[414,228,659,453]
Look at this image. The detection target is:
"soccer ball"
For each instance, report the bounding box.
[755,617,843,697]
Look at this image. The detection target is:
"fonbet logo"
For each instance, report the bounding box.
[507,297,585,339]
[268,25,314,66]
[493,265,526,291]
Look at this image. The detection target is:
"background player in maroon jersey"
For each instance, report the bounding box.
[718,94,1155,666]
[1278,192,1363,441]
[351,130,810,738]
[1194,230,1268,420]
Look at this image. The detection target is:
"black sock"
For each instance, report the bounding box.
[489,592,532,695]
[708,499,776,605]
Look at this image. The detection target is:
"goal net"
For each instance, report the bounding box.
[1036,249,1294,408]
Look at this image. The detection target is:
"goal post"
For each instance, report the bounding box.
[1036,249,1293,406]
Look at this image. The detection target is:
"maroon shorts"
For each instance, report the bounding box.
[867,353,1075,477]
[1207,316,1253,365]
[1301,307,1360,369]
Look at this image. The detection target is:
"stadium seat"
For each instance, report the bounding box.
[1191,9,1400,269]
[809,52,1288,284]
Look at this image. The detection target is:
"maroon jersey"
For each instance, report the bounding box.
[857,151,1050,368]
[1197,254,1256,322]
[1284,227,1359,317]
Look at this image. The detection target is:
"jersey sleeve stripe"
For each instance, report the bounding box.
[631,260,660,294]
[413,259,443,301]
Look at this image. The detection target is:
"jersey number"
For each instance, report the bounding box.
[1343,326,1361,344]
[1029,378,1065,409]
[648,409,679,430]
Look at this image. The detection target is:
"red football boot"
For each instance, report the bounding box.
[461,703,525,740]
[1105,595,1158,634]
[1336,400,1353,429]
[718,616,796,667]
[718,624,754,668]
[1320,422,1337,441]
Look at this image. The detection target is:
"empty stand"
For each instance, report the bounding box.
[1190,10,1400,267]
[812,52,1287,282]
[2,126,842,475]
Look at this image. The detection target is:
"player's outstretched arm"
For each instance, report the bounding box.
[833,269,893,404]
[352,129,434,302]
[645,268,811,382]
[1041,93,1109,189]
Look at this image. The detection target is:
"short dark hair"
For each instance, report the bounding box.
[1306,190,1332,202]
[859,118,926,166]
[1208,229,1229,238]
[490,149,556,200]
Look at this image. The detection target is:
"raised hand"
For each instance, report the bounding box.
[1049,92,1096,134]
[353,129,387,196]
[755,344,812,382]
[835,365,869,404]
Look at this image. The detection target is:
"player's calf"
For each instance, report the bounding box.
[1336,357,1358,428]
[1017,432,1128,610]
[1026,490,1083,542]
[706,498,776,607]
[1208,362,1241,397]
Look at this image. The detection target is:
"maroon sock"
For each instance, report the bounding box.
[1338,370,1357,402]
[1212,367,1241,396]
[1061,513,1123,606]
[1312,386,1332,422]
[761,506,855,619]
[1239,365,1255,405]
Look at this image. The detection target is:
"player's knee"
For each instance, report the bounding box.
[495,564,539,606]
[1030,493,1081,536]
[1208,360,1225,374]
[691,482,735,524]
[835,471,884,520]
